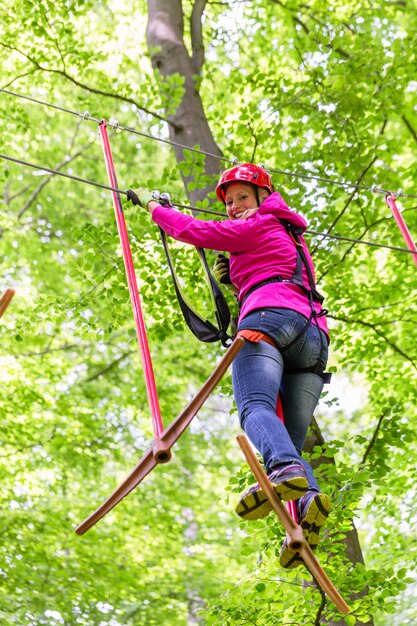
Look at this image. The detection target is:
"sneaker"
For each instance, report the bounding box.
[279,541,304,569]
[298,490,331,547]
[236,464,309,521]
[279,491,332,569]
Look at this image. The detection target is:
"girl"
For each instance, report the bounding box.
[128,163,331,568]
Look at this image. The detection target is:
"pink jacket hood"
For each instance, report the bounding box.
[257,192,307,232]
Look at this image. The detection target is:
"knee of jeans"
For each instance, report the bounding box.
[238,399,262,428]
[238,398,276,429]
[238,403,253,428]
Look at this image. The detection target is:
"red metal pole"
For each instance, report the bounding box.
[386,193,417,269]
[98,120,163,437]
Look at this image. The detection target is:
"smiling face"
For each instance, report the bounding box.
[225,182,269,219]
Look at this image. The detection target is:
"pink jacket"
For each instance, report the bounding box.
[152,192,329,340]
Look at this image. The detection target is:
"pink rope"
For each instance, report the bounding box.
[98,120,163,437]
[386,193,417,269]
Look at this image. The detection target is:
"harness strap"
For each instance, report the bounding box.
[280,308,314,353]
[156,194,232,347]
[236,329,277,347]
[239,220,325,308]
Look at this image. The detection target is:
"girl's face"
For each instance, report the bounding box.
[225,182,259,219]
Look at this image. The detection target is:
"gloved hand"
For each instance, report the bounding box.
[213,254,232,285]
[126,187,154,210]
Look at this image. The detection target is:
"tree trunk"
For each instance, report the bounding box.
[146,0,223,205]
[305,422,374,625]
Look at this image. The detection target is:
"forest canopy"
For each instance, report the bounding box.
[1,1,417,625]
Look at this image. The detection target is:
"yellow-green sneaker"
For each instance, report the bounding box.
[279,491,332,569]
[236,464,309,521]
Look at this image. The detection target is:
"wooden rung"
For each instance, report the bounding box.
[76,337,245,534]
[0,288,15,318]
[236,434,350,615]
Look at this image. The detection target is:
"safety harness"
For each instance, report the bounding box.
[239,220,330,381]
[240,220,325,310]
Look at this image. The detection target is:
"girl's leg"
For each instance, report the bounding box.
[280,371,324,491]
[232,338,304,472]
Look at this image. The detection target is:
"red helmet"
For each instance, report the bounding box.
[216,163,274,202]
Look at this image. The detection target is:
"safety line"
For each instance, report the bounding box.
[0,88,102,123]
[1,151,416,257]
[307,230,417,255]
[0,153,121,194]
[2,88,417,199]
[0,152,223,216]
[0,88,232,165]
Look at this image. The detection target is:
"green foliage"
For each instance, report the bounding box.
[1,0,417,625]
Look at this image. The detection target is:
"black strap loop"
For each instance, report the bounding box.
[159,228,232,346]
[155,191,232,346]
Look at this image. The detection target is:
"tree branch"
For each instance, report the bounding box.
[328,313,417,370]
[316,214,387,280]
[2,179,31,206]
[402,114,417,144]
[270,0,350,59]
[11,343,86,357]
[361,408,390,466]
[84,350,134,382]
[190,0,208,77]
[16,137,96,219]
[313,579,327,625]
[352,295,417,316]
[311,117,387,260]
[1,68,38,90]
[0,42,173,127]
[315,156,378,246]
[78,261,124,304]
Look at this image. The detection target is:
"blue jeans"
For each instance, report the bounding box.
[233,308,329,492]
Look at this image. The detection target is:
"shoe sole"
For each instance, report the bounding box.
[274,476,309,502]
[279,493,331,569]
[236,475,309,521]
[279,545,305,569]
[300,493,331,546]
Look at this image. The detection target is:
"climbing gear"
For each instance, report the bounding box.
[240,221,325,308]
[150,191,232,347]
[96,121,165,442]
[385,192,417,269]
[279,491,332,569]
[77,334,245,535]
[237,434,349,613]
[236,464,308,520]
[236,328,331,383]
[239,220,328,376]
[216,163,274,203]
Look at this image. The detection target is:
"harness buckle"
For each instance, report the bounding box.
[288,229,304,248]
